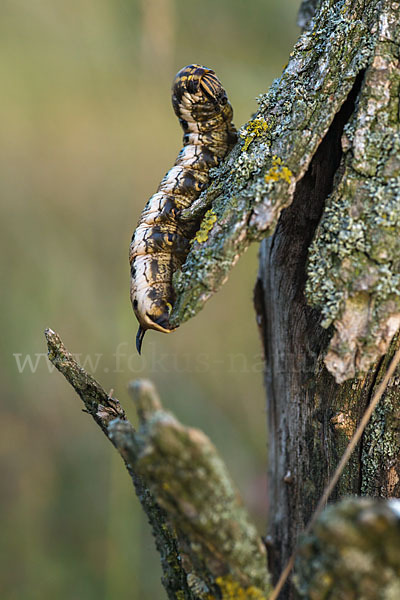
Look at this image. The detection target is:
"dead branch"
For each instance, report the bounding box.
[45,328,270,599]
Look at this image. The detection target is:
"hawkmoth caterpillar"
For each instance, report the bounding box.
[129,64,237,353]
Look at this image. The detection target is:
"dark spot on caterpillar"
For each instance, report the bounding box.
[150,259,159,280]
[179,171,204,196]
[147,289,158,301]
[151,197,179,223]
[144,227,189,254]
[148,310,171,329]
[129,64,237,353]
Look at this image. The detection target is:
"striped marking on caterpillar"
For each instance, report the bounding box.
[129,64,237,353]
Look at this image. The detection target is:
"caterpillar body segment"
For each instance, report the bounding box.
[129,65,237,353]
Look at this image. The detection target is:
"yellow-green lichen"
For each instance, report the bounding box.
[241,118,270,152]
[211,576,267,600]
[264,156,293,184]
[193,210,218,243]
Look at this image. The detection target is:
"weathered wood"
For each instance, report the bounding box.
[45,329,194,600]
[109,381,270,599]
[46,328,400,599]
[254,85,364,590]
[252,2,400,593]
[171,0,376,329]
[306,3,400,381]
[296,498,400,598]
[171,0,400,383]
[45,329,271,600]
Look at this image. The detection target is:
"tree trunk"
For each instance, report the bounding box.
[251,1,400,594]
[255,107,400,596]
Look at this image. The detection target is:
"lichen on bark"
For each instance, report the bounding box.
[45,329,271,599]
[295,498,400,599]
[171,0,398,383]
[45,330,195,599]
[306,2,400,381]
[109,381,270,598]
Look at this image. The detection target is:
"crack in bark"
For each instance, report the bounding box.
[258,71,367,597]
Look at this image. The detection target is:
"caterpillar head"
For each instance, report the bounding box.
[131,282,176,354]
[172,64,228,117]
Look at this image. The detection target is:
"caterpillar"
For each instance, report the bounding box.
[129,64,237,353]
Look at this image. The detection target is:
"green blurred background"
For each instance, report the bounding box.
[1,1,299,598]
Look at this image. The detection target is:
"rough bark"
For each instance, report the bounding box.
[253,2,400,593]
[306,5,400,381]
[46,330,193,599]
[45,329,271,600]
[46,329,400,599]
[171,0,400,383]
[256,167,400,595]
[296,498,400,598]
[166,0,400,595]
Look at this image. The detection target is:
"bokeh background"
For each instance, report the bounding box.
[1,1,299,598]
